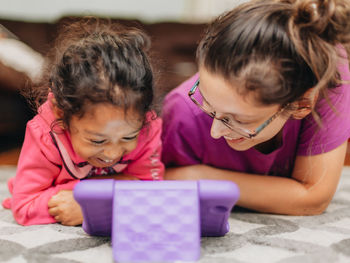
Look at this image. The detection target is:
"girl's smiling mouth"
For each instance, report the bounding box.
[95,156,123,167]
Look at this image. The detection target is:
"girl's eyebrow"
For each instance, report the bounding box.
[85,127,142,137]
[125,128,142,136]
[85,130,105,137]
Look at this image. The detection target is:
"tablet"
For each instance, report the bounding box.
[74,179,239,236]
[74,179,239,262]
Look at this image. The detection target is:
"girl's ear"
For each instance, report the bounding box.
[290,88,319,120]
[50,97,66,129]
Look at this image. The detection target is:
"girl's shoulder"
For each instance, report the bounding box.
[27,101,55,142]
[23,100,62,164]
[122,111,162,163]
[138,111,162,143]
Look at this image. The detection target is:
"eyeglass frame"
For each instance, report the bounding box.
[188,79,289,139]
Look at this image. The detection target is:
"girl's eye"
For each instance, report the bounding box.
[121,135,138,142]
[90,139,107,145]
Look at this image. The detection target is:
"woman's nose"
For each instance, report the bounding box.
[210,118,232,139]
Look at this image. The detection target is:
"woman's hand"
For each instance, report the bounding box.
[48,190,83,226]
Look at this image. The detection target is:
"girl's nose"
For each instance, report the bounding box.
[103,146,124,161]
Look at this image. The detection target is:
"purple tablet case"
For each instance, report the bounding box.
[74,180,239,262]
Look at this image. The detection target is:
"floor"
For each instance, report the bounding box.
[1,144,350,166]
[1,165,350,262]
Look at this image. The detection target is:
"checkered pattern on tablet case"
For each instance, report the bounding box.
[112,184,200,262]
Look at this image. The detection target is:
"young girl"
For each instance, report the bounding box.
[2,20,164,226]
[162,0,350,215]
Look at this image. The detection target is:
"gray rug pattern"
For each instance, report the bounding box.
[1,166,350,263]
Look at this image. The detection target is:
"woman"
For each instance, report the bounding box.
[161,0,350,215]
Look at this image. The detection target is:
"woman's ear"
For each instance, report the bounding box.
[290,88,319,120]
[50,97,66,129]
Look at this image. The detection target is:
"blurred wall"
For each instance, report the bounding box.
[0,0,248,23]
[0,0,249,154]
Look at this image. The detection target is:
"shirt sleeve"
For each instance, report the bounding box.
[8,120,79,226]
[297,56,350,155]
[161,91,203,167]
[123,115,165,180]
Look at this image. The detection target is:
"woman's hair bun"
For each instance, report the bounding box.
[290,0,350,44]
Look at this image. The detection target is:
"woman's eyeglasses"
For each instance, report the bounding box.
[188,79,288,139]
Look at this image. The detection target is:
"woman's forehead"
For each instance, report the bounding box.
[198,68,280,117]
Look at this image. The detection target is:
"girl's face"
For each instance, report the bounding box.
[69,103,143,168]
[199,67,291,151]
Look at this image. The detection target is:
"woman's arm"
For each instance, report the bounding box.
[165,141,347,215]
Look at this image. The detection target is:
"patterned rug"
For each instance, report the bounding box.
[1,166,350,263]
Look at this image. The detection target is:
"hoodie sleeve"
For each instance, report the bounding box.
[5,119,79,226]
[123,114,164,181]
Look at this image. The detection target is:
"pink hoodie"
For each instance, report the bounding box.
[2,97,164,226]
